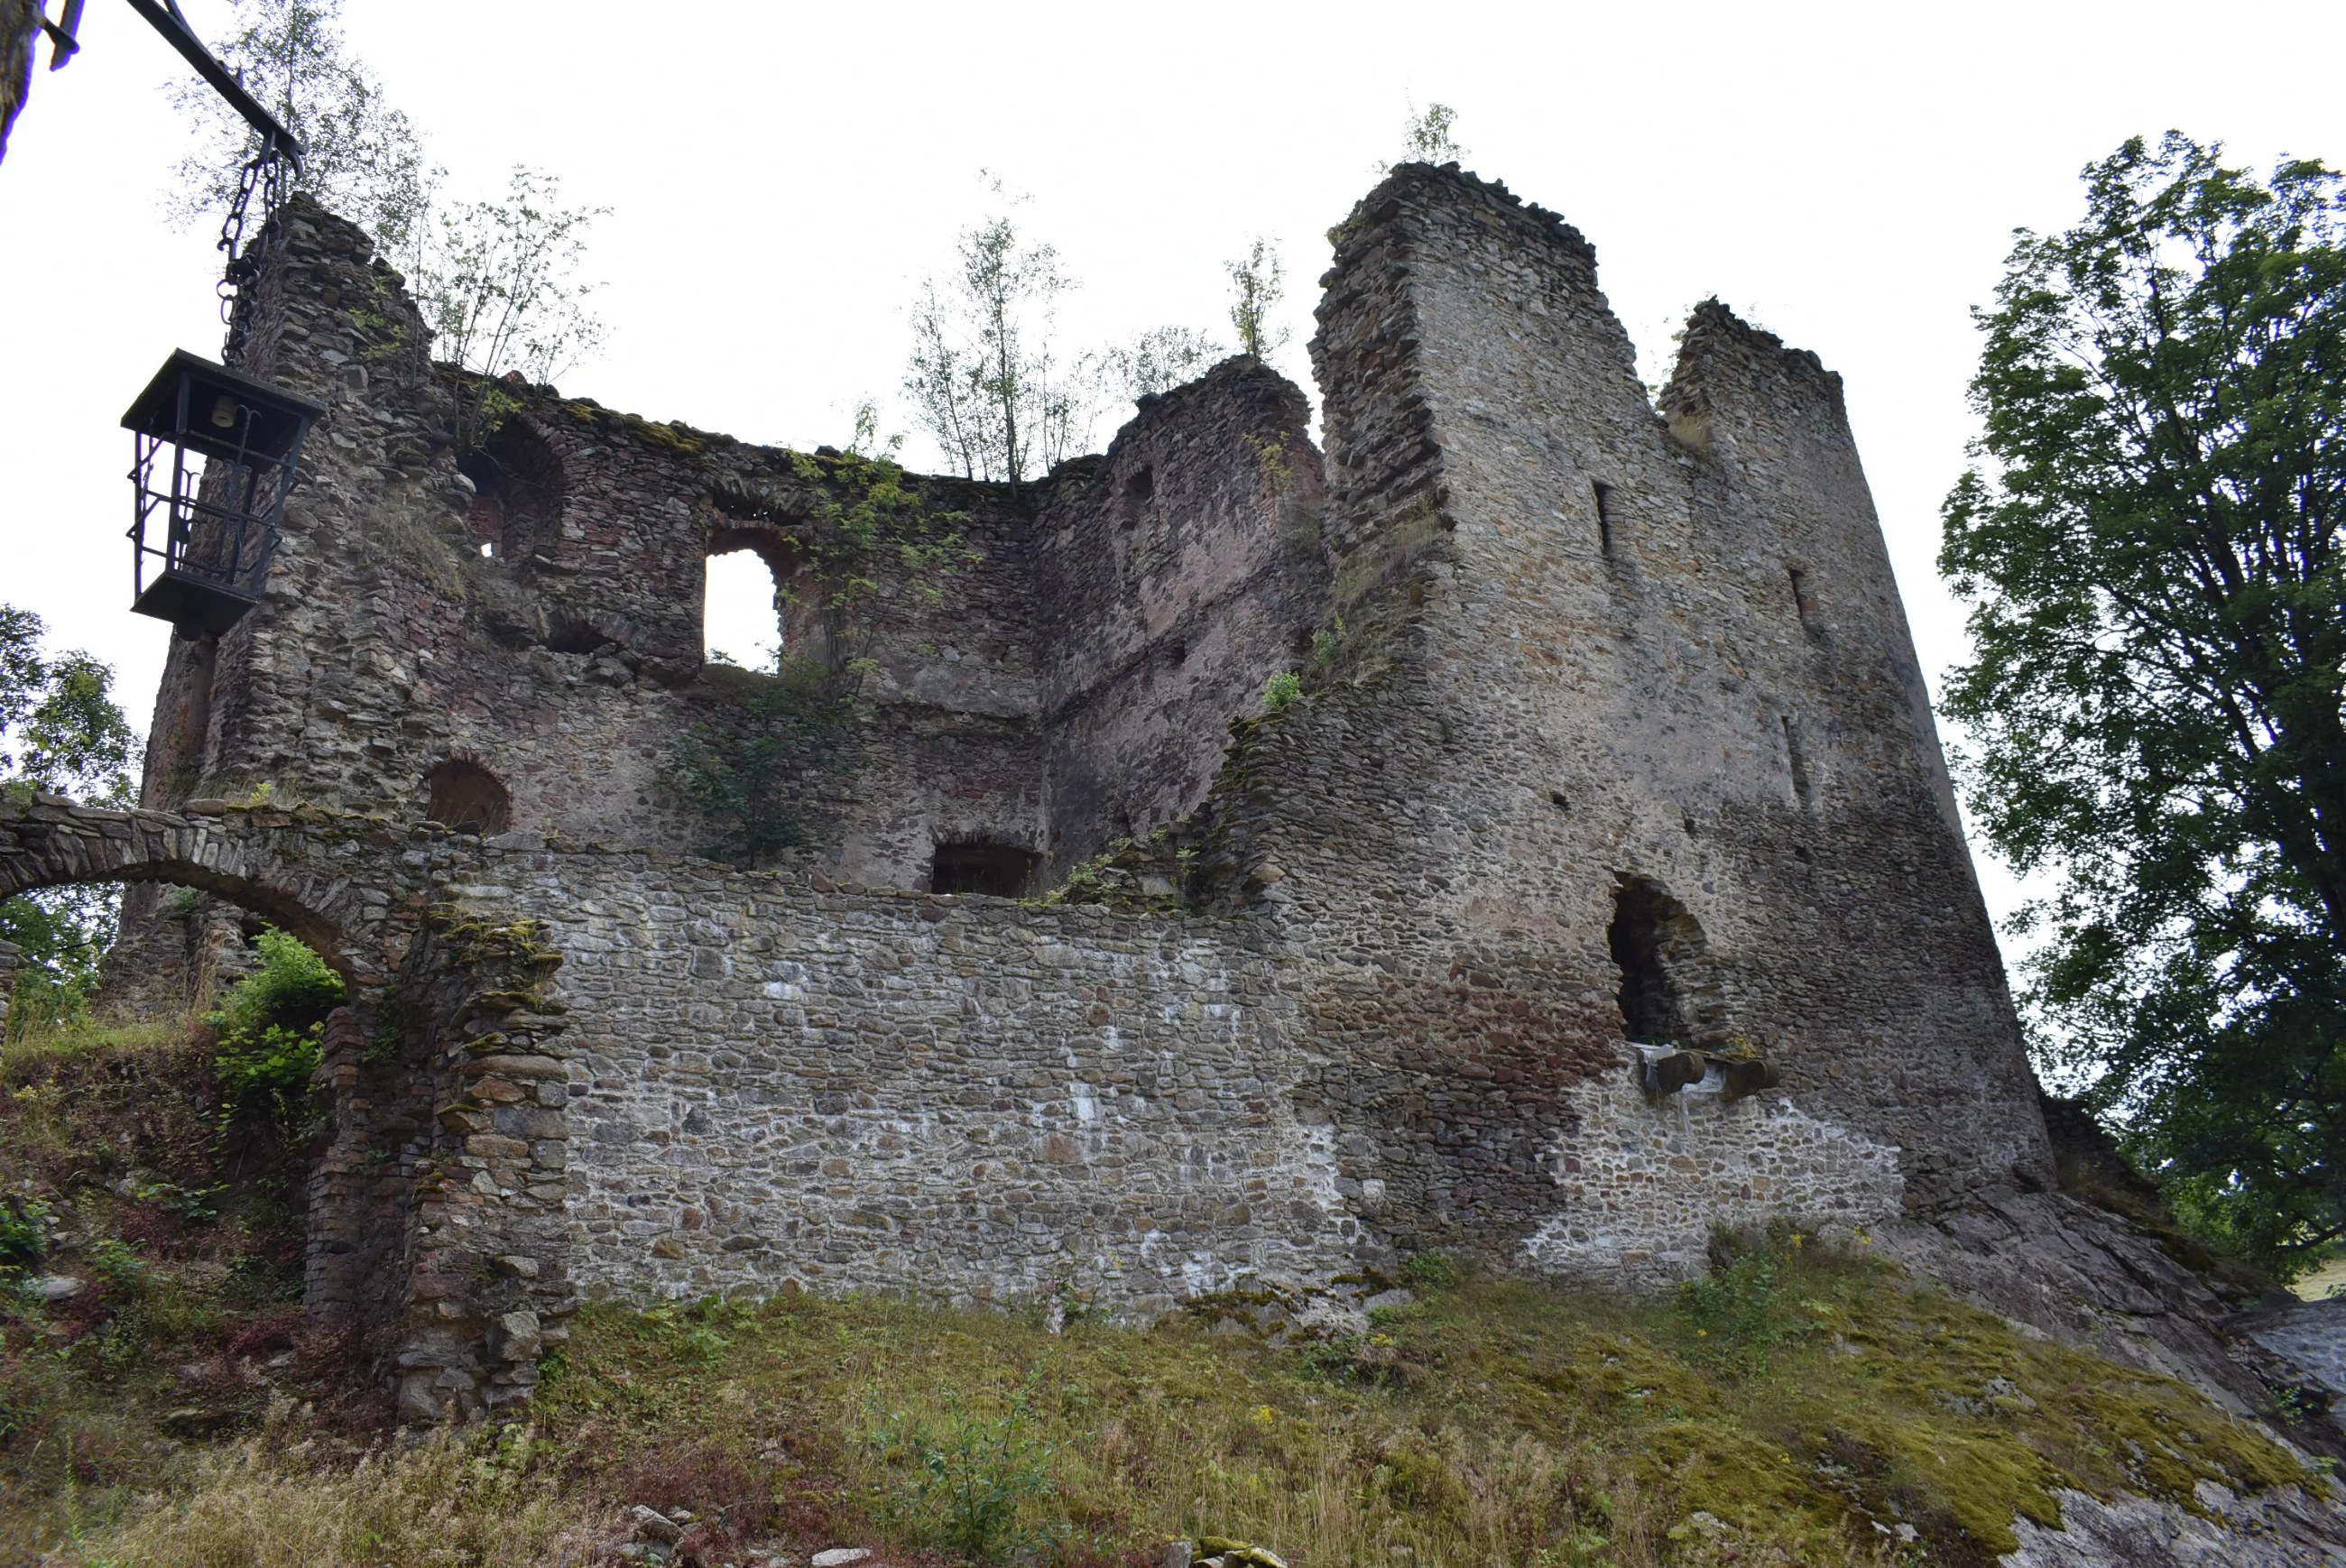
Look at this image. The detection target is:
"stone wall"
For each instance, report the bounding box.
[503,852,1370,1311]
[1523,1047,1907,1284]
[1031,359,1331,873]
[1256,162,2050,1229]
[121,198,1325,908]
[51,161,2083,1398]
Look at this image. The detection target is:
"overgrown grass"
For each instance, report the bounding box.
[26,1231,2320,1568]
[2,1003,2321,1566]
[1,1005,314,1561]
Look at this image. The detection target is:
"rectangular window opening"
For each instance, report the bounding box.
[1593,481,1615,554]
[931,842,1040,898]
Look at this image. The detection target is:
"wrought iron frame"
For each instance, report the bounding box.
[125,353,325,637]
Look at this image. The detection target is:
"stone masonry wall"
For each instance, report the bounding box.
[500,852,1372,1311]
[1031,358,1331,873]
[1211,162,2055,1245]
[61,164,2074,1386]
[121,199,1325,911]
[0,0,35,166]
[1523,1047,1907,1285]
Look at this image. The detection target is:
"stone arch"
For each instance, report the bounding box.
[0,798,404,991]
[460,417,566,565]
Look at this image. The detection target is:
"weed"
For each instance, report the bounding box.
[1399,1251,1459,1289]
[869,1389,1058,1563]
[1261,671,1302,712]
[1675,1224,1820,1376]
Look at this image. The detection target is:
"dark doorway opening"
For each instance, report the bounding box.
[1608,876,1702,1044]
[931,842,1039,898]
[426,760,512,836]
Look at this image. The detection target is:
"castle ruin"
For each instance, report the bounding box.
[3,163,2055,1420]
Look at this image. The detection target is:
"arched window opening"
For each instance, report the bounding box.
[458,420,564,566]
[704,548,785,670]
[1608,876,1708,1045]
[931,841,1039,898]
[426,760,512,836]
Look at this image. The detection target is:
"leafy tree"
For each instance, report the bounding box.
[417,165,610,443]
[1402,101,1465,165]
[161,0,608,443]
[164,0,428,256]
[1226,237,1288,362]
[1094,325,1225,406]
[1,606,141,1036]
[903,210,1084,487]
[1939,133,2346,1271]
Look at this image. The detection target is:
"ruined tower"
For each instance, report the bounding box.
[50,161,2050,1404]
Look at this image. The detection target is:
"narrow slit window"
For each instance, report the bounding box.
[1787,566,1820,637]
[1593,481,1615,554]
[1782,715,1813,808]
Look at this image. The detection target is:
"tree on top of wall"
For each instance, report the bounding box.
[162,0,608,446]
[418,166,611,447]
[1094,326,1226,407]
[1226,237,1288,364]
[164,0,428,257]
[1399,101,1465,167]
[1942,133,2346,1275]
[903,197,1088,489]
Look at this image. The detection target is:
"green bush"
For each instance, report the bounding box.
[1261,671,1302,712]
[868,1393,1058,1564]
[208,929,344,1133]
[1675,1224,1824,1376]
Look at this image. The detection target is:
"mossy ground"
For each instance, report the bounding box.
[1,1016,2324,1567]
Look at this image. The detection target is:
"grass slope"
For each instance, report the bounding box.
[1,1019,2324,1567]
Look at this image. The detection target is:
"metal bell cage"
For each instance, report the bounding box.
[124,351,325,637]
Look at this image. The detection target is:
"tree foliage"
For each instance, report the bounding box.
[0,606,141,1036]
[417,166,610,445]
[207,927,344,1134]
[1402,102,1465,166]
[164,0,427,255]
[1940,133,2346,1269]
[903,211,1085,487]
[161,0,606,441]
[1095,326,1225,406]
[1226,237,1288,363]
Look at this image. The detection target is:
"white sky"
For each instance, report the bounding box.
[5,0,2342,953]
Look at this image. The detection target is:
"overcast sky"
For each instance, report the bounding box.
[4,0,2342,945]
